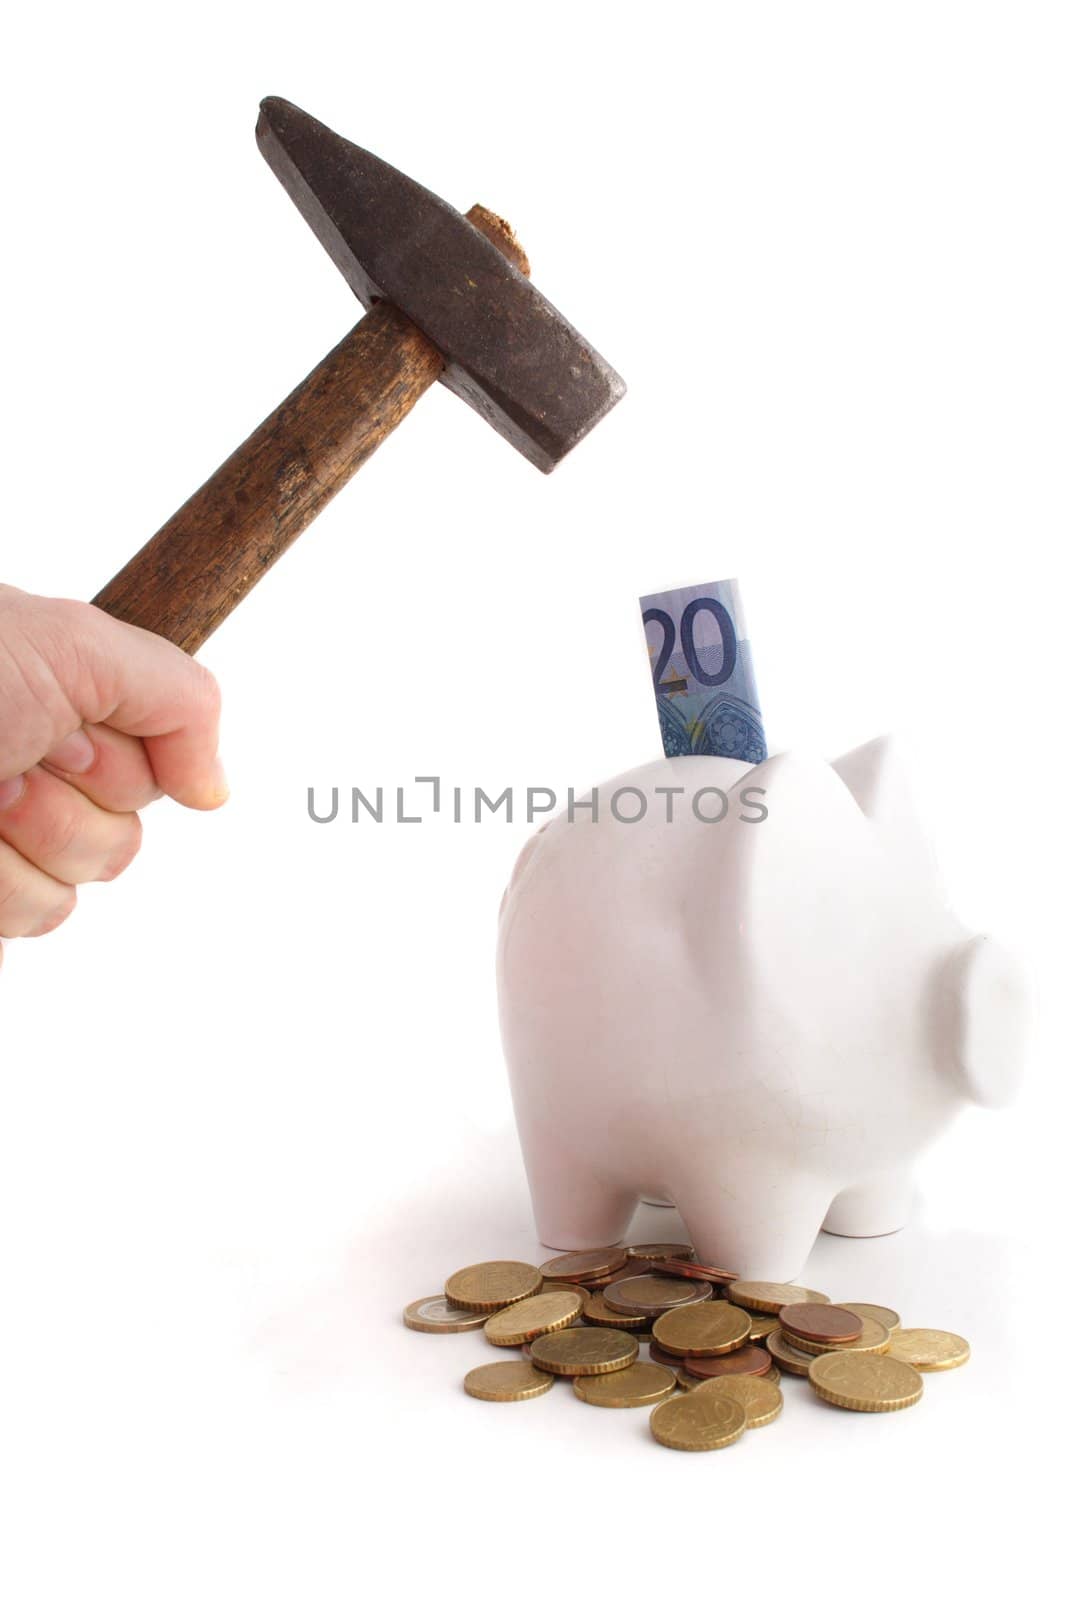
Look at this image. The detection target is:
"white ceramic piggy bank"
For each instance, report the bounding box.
[497,737,1026,1280]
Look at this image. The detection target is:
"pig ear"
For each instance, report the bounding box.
[940,935,1028,1107]
[734,752,874,978]
[832,735,936,882]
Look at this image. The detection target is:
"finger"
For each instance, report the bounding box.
[2,593,227,810]
[0,765,143,886]
[0,835,77,937]
[41,722,163,814]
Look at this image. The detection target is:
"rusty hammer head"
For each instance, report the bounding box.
[255,97,624,473]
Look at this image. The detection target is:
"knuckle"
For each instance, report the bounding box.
[28,888,77,937]
[0,871,75,938]
[28,796,82,864]
[0,872,21,923]
[97,814,143,882]
[190,660,223,720]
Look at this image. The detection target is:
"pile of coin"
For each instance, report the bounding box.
[403,1244,970,1452]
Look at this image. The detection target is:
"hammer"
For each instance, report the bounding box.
[92,98,625,654]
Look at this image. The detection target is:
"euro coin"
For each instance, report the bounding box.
[888,1329,970,1371]
[484,1290,584,1346]
[783,1315,890,1356]
[839,1302,901,1333]
[403,1295,491,1334]
[650,1389,747,1451]
[574,1361,677,1408]
[530,1327,640,1375]
[628,1243,695,1262]
[766,1328,815,1375]
[464,1360,555,1402]
[650,1259,738,1285]
[445,1261,542,1310]
[653,1301,752,1357]
[674,1366,708,1389]
[696,1373,783,1428]
[604,1275,712,1315]
[540,1247,629,1282]
[582,1291,652,1329]
[808,1352,923,1413]
[745,1314,780,1342]
[779,1304,863,1345]
[648,1341,686,1369]
[728,1281,830,1314]
[582,1262,651,1288]
[684,1344,772,1380]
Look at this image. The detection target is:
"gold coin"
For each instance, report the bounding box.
[746,1313,780,1342]
[839,1302,901,1333]
[530,1327,640,1375]
[403,1295,491,1334]
[727,1281,831,1314]
[783,1315,890,1356]
[627,1242,695,1262]
[574,1361,677,1408]
[484,1290,584,1346]
[766,1328,815,1375]
[695,1373,783,1428]
[888,1329,971,1371]
[540,1247,629,1282]
[463,1360,555,1402]
[766,1363,781,1384]
[445,1261,542,1311]
[650,1389,747,1451]
[808,1352,924,1412]
[581,1291,652,1329]
[653,1301,752,1356]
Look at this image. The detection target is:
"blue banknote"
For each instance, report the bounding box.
[639,578,767,762]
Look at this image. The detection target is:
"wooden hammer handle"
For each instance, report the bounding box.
[92,301,443,654]
[93,207,527,655]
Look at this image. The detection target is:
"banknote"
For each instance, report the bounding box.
[639,579,767,762]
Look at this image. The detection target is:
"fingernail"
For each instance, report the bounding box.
[46,728,96,774]
[0,774,26,810]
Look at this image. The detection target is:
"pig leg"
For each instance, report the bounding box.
[822,1171,915,1238]
[671,1172,834,1283]
[522,1143,637,1250]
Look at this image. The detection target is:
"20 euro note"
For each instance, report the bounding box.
[639,578,767,762]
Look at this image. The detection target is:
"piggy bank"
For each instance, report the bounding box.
[497,737,1026,1280]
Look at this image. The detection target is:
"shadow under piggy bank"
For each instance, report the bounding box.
[497,736,1028,1281]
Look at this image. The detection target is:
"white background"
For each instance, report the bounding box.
[1,3,1064,1594]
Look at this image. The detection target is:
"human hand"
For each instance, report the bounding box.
[0,584,225,953]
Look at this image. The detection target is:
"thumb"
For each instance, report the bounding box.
[2,590,227,810]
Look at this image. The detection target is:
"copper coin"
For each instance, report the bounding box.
[651,1258,739,1285]
[683,1344,773,1381]
[648,1341,686,1369]
[779,1303,864,1345]
[673,1366,708,1390]
[540,1247,629,1282]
